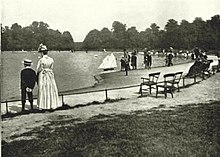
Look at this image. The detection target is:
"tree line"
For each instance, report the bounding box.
[1,21,74,51]
[1,15,220,52]
[83,15,220,51]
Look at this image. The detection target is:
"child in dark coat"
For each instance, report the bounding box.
[20,59,37,111]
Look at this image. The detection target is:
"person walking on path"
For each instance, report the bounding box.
[37,44,61,109]
[144,51,148,69]
[131,51,137,70]
[194,47,200,59]
[167,53,174,66]
[20,59,37,111]
[123,49,129,76]
[146,52,152,69]
[120,56,126,71]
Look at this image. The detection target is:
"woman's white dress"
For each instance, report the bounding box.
[37,55,60,109]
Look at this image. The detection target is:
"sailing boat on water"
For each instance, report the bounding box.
[98,53,117,71]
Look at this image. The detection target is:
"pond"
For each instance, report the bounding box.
[1,51,190,100]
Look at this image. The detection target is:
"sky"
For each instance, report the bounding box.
[1,0,220,42]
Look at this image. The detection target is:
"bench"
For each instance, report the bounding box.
[156,73,176,98]
[139,72,161,96]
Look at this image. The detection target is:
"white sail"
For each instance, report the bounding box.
[98,53,117,70]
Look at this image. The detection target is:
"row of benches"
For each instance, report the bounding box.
[139,65,219,98]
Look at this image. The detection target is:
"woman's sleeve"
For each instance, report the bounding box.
[50,58,54,69]
[37,59,42,72]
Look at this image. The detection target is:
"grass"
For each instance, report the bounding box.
[2,101,220,157]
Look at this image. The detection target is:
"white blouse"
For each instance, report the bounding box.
[37,55,54,72]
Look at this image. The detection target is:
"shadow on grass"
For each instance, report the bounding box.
[2,101,220,157]
[1,98,127,119]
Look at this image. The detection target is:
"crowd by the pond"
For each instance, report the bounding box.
[119,47,195,76]
[119,47,220,76]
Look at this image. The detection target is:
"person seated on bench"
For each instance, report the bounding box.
[185,55,213,78]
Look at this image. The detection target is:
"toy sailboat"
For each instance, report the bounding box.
[98,53,117,71]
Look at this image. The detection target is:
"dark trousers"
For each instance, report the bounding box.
[167,59,173,66]
[125,63,129,76]
[21,88,33,111]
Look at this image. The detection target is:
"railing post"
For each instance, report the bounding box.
[105,89,108,100]
[182,78,185,87]
[6,100,8,114]
[61,94,64,106]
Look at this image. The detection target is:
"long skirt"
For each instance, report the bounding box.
[37,69,61,109]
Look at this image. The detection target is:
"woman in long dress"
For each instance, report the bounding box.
[37,44,61,109]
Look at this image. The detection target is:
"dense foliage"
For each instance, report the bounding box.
[83,15,220,51]
[1,15,220,51]
[1,21,74,51]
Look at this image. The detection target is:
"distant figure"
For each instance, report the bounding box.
[128,53,131,70]
[194,47,200,59]
[167,53,174,66]
[123,49,129,76]
[20,59,37,111]
[217,51,220,72]
[131,51,137,70]
[146,52,152,69]
[191,53,195,60]
[144,51,148,68]
[37,44,61,109]
[186,57,213,77]
[120,56,126,71]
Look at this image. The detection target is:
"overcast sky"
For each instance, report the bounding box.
[2,0,220,42]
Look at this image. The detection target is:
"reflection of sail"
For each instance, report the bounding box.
[98,53,117,70]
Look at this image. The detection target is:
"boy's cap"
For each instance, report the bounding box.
[22,59,32,66]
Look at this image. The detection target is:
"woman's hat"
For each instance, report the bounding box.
[38,43,48,52]
[22,59,32,66]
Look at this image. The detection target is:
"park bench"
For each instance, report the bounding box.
[139,72,161,96]
[182,73,202,87]
[156,73,176,98]
[170,71,183,92]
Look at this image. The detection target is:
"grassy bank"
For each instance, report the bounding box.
[2,101,220,157]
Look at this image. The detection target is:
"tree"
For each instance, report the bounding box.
[100,28,113,49]
[192,17,207,49]
[60,31,74,50]
[207,15,220,49]
[1,21,75,51]
[149,23,160,49]
[127,26,140,49]
[164,19,180,49]
[179,20,195,49]
[83,29,102,50]
[112,21,127,49]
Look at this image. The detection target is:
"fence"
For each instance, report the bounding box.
[1,84,142,115]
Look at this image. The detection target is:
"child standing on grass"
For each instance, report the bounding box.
[20,59,37,111]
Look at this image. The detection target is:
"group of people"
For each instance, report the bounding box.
[164,48,174,67]
[20,44,61,112]
[144,51,152,69]
[186,48,213,77]
[120,49,138,75]
[120,49,153,75]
